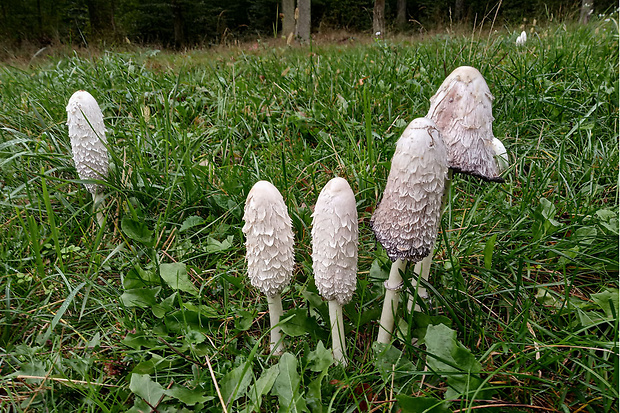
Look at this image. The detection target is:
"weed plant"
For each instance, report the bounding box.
[0,19,618,412]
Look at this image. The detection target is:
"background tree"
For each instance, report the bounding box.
[282,0,295,40]
[396,0,407,29]
[295,0,310,42]
[579,0,593,24]
[373,0,385,36]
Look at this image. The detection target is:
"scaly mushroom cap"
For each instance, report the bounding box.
[66,90,108,194]
[371,117,448,262]
[427,66,504,183]
[311,177,358,306]
[242,181,295,297]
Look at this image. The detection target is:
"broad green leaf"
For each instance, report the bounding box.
[596,209,619,235]
[121,217,153,246]
[280,309,319,337]
[306,370,327,413]
[124,266,159,289]
[180,215,205,232]
[221,362,254,404]
[126,398,151,413]
[424,324,491,400]
[165,384,214,406]
[396,395,451,413]
[247,364,279,412]
[369,257,390,281]
[206,235,233,253]
[87,332,100,349]
[574,226,597,245]
[576,308,607,327]
[483,234,497,270]
[306,341,333,372]
[235,310,255,331]
[591,289,619,319]
[183,302,220,318]
[129,373,166,406]
[131,355,175,374]
[411,312,452,341]
[120,287,161,308]
[372,342,415,383]
[152,292,177,318]
[272,352,307,412]
[160,263,197,295]
[122,333,159,350]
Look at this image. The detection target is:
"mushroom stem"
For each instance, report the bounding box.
[92,192,105,228]
[267,294,285,355]
[328,300,347,366]
[406,170,452,313]
[377,258,407,344]
[407,256,432,312]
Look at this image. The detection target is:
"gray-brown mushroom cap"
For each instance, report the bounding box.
[66,90,108,194]
[370,117,448,262]
[427,66,504,183]
[311,177,358,306]
[242,180,295,297]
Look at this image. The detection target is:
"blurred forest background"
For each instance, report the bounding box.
[0,0,616,49]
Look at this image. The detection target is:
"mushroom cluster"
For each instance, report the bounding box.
[66,90,109,227]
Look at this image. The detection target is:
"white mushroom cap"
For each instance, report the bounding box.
[66,90,108,195]
[242,181,295,298]
[427,66,504,183]
[370,117,448,262]
[491,137,509,173]
[311,177,358,306]
[516,31,527,46]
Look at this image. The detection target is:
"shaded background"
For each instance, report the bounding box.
[0,0,616,48]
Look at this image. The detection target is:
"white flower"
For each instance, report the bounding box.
[375,31,381,36]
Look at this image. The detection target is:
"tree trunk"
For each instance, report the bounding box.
[455,0,465,21]
[282,0,295,39]
[396,0,406,29]
[579,0,593,24]
[85,0,114,38]
[373,0,385,38]
[171,0,184,48]
[295,0,310,43]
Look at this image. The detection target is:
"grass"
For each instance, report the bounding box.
[0,18,618,412]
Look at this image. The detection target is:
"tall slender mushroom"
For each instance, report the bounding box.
[242,180,295,355]
[406,66,508,313]
[427,66,504,183]
[311,177,358,365]
[371,117,448,344]
[66,90,109,227]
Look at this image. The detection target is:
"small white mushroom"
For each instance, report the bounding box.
[311,177,358,365]
[371,118,448,343]
[242,180,295,355]
[66,90,108,227]
[492,137,509,173]
[427,66,504,183]
[516,31,527,46]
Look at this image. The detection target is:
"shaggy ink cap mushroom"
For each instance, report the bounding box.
[311,177,358,365]
[242,180,295,297]
[66,90,108,195]
[312,177,358,306]
[370,117,448,263]
[427,66,505,183]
